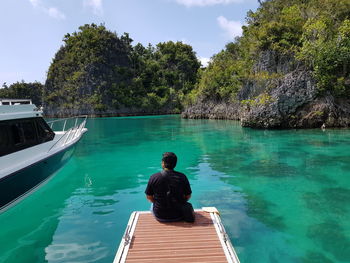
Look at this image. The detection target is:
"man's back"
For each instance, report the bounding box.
[145,170,192,220]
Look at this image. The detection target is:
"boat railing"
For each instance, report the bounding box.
[47,116,87,153]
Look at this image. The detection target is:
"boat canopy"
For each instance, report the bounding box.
[0,99,43,121]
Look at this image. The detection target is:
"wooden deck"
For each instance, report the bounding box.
[114,208,240,263]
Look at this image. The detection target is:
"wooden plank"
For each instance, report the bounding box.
[128,241,222,251]
[127,248,225,259]
[126,255,228,263]
[125,211,228,262]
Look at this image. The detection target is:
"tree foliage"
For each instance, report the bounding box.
[45,24,200,114]
[299,14,350,96]
[192,0,350,103]
[0,81,43,106]
[190,43,243,103]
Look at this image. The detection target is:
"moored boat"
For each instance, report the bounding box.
[0,99,87,211]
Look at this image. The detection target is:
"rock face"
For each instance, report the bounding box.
[292,96,350,128]
[181,101,240,120]
[240,70,318,128]
[183,51,350,129]
[44,105,173,118]
[252,50,296,75]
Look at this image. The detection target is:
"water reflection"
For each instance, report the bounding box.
[241,159,299,178]
[45,242,109,262]
[185,120,350,263]
[0,161,81,263]
[1,116,350,263]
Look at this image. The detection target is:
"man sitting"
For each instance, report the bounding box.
[145,152,192,222]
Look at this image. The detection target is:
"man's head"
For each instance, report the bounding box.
[162,152,177,170]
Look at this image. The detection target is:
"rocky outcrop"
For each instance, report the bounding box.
[181,100,240,120]
[183,50,350,129]
[240,70,318,128]
[183,70,350,128]
[252,50,297,75]
[291,96,350,128]
[239,65,350,128]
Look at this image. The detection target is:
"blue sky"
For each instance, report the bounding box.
[0,0,259,86]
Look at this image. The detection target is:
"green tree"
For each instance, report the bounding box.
[191,43,242,103]
[45,23,133,113]
[191,0,350,103]
[0,81,43,106]
[299,17,350,96]
[153,41,201,110]
[45,24,200,115]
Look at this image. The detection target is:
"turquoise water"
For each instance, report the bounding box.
[1,115,350,263]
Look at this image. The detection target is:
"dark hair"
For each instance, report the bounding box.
[162,152,177,169]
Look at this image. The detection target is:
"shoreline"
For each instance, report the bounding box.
[43,112,180,118]
[43,111,350,130]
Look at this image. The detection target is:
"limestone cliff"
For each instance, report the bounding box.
[183,0,350,129]
[182,51,350,129]
[239,70,350,128]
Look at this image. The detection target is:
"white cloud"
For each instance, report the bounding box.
[84,0,103,15]
[176,0,243,7]
[217,16,243,39]
[29,0,40,7]
[28,0,66,20]
[47,7,66,20]
[199,57,211,67]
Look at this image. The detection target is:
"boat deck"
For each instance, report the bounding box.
[114,208,240,263]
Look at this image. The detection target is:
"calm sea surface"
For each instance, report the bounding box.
[1,115,350,263]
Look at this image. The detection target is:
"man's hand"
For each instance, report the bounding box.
[184,194,191,201]
[146,195,154,203]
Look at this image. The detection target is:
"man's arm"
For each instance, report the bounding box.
[183,174,192,202]
[145,175,154,203]
[146,195,154,203]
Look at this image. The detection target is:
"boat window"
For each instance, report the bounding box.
[0,124,12,156]
[0,117,55,157]
[10,121,37,146]
[21,121,38,145]
[35,118,55,142]
[11,123,24,145]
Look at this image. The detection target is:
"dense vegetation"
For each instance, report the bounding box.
[2,0,349,117]
[45,24,200,115]
[0,81,43,106]
[191,0,350,103]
